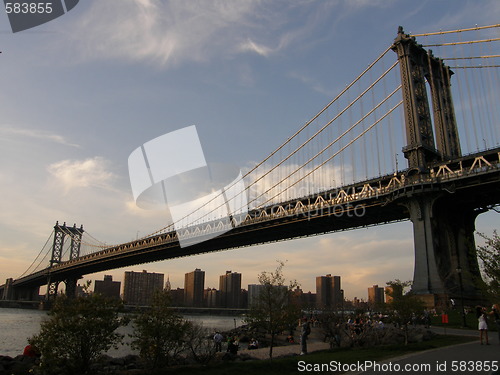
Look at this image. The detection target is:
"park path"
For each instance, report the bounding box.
[237,328,329,359]
[344,327,499,375]
[238,325,499,375]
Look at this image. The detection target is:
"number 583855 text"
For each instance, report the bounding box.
[5,2,53,14]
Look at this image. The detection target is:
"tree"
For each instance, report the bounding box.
[477,230,500,302]
[130,289,191,369]
[29,293,127,375]
[184,323,217,365]
[385,280,424,345]
[244,261,301,359]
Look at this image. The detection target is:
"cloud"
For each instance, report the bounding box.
[0,125,80,148]
[47,157,116,192]
[428,0,500,32]
[71,0,265,67]
[239,39,274,57]
[67,1,349,67]
[243,162,349,209]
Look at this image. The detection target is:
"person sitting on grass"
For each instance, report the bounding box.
[248,338,259,350]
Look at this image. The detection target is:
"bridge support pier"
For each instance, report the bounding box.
[1,278,40,301]
[64,278,78,299]
[46,279,60,301]
[408,195,484,306]
[2,278,14,300]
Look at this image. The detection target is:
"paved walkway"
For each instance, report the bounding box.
[239,340,330,360]
[344,327,499,375]
[237,327,499,374]
[237,330,330,359]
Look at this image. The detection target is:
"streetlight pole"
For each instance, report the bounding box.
[340,289,344,321]
[456,267,467,328]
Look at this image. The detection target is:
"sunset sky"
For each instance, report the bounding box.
[0,0,499,300]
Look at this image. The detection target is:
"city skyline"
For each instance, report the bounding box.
[89,268,396,303]
[1,1,499,300]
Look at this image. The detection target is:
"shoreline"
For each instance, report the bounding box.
[0,301,248,316]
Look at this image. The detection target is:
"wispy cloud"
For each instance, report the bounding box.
[67,0,352,67]
[239,39,274,57]
[47,157,116,192]
[71,0,265,67]
[0,126,80,148]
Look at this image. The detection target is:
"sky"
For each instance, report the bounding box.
[0,0,499,300]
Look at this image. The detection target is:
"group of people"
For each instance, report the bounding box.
[212,332,259,354]
[212,317,312,357]
[476,304,500,345]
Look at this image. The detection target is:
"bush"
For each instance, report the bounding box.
[130,290,191,369]
[29,294,127,375]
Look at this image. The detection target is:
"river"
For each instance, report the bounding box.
[0,308,245,357]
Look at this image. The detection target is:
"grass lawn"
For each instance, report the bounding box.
[148,335,474,375]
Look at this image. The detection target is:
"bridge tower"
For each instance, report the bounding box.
[392,27,483,305]
[46,222,84,300]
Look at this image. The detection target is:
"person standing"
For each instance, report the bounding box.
[300,317,311,355]
[476,306,490,345]
[213,331,223,352]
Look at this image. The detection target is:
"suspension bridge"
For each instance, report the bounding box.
[1,25,499,307]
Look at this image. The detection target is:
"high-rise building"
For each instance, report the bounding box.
[123,270,164,305]
[368,284,385,305]
[94,275,121,299]
[165,275,171,292]
[219,271,242,308]
[205,288,219,308]
[247,283,288,307]
[316,274,342,309]
[248,284,264,307]
[184,268,205,307]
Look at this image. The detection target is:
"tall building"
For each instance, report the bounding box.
[247,284,288,307]
[316,274,342,309]
[94,275,121,299]
[219,271,242,308]
[248,284,264,307]
[123,270,164,305]
[368,284,385,305]
[165,275,171,292]
[184,268,205,307]
[205,288,219,308]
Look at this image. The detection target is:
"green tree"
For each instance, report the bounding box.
[385,280,424,345]
[29,293,126,375]
[130,289,191,369]
[244,261,300,359]
[477,230,500,302]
